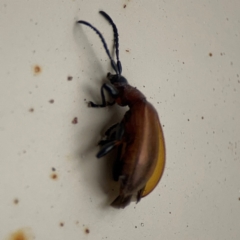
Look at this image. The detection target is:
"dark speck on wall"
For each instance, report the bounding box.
[209,53,212,57]
[85,228,90,234]
[67,76,73,81]
[59,222,64,227]
[49,99,54,104]
[72,117,78,124]
[29,108,34,112]
[123,4,126,8]
[13,198,19,204]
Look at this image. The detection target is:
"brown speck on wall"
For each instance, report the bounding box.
[29,108,34,112]
[13,198,19,204]
[49,99,54,104]
[8,228,34,240]
[33,65,41,75]
[209,53,213,57]
[85,228,90,234]
[123,4,126,8]
[50,173,58,180]
[67,76,73,81]
[59,222,64,227]
[72,117,78,124]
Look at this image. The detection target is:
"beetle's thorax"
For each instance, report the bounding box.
[114,83,146,107]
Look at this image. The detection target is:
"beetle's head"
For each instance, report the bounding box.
[107,72,128,85]
[77,11,126,85]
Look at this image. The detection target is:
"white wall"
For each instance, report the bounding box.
[0,0,240,239]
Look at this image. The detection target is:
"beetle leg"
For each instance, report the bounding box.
[111,194,132,209]
[98,139,110,146]
[98,122,123,145]
[96,140,121,158]
[97,122,125,180]
[98,138,117,146]
[112,144,123,181]
[105,123,119,136]
[98,132,117,145]
[115,122,124,139]
[97,123,120,146]
[89,83,118,108]
[136,187,145,203]
[111,122,125,181]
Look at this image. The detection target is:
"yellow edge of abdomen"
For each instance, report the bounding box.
[142,123,165,197]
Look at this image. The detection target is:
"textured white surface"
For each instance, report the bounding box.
[0,0,240,239]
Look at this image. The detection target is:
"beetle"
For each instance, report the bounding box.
[77,11,165,208]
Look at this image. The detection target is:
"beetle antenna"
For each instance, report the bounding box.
[99,11,122,75]
[77,20,119,75]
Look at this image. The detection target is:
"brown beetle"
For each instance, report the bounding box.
[77,11,165,208]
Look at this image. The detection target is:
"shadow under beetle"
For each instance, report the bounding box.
[77,11,165,209]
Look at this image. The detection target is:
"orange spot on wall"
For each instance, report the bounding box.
[50,173,58,180]
[8,228,34,240]
[33,65,42,75]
